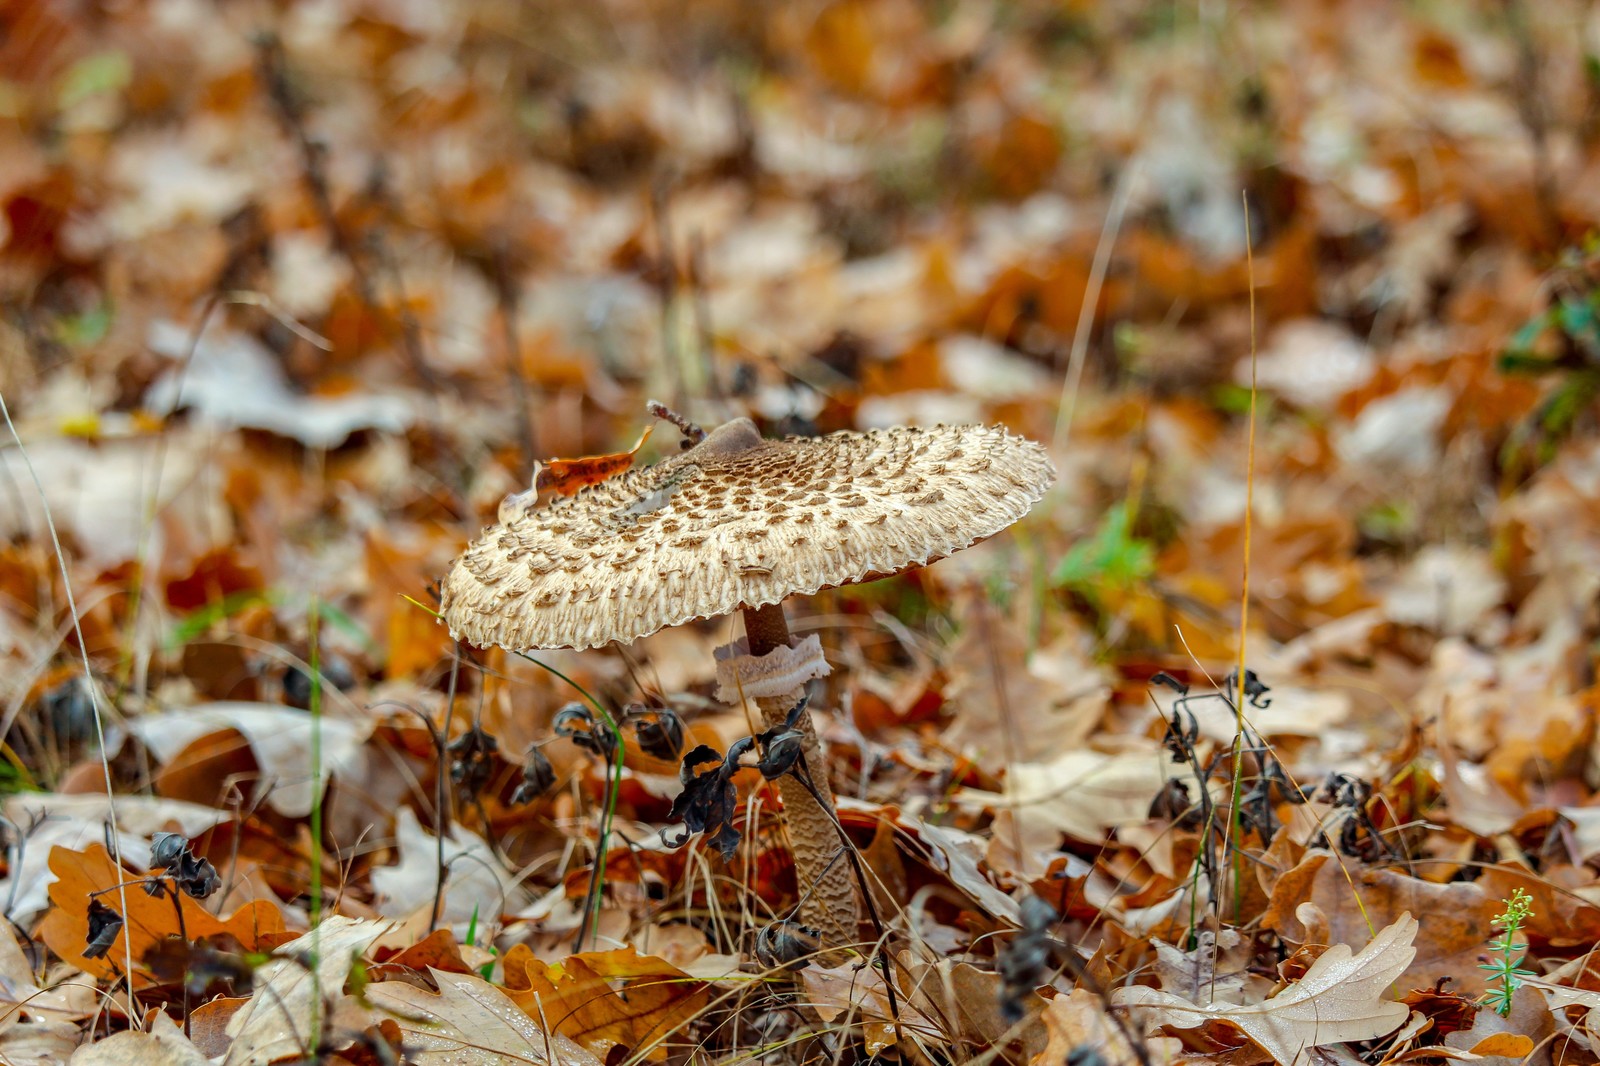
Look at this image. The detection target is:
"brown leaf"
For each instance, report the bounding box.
[186,997,248,1060]
[69,1012,207,1065]
[36,844,285,985]
[1114,913,1418,1066]
[900,954,1046,1060]
[799,961,941,1053]
[1261,851,1498,995]
[501,944,708,1061]
[533,425,653,498]
[221,917,392,1066]
[352,970,602,1066]
[371,928,473,979]
[1037,989,1182,1066]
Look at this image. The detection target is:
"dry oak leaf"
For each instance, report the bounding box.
[530,425,654,499]
[500,944,707,1061]
[36,844,285,984]
[1037,989,1182,1066]
[0,1019,80,1063]
[70,1011,207,1064]
[800,961,942,1055]
[899,955,1047,1061]
[1113,912,1418,1066]
[222,917,392,1066]
[349,969,600,1066]
[1383,1032,1538,1062]
[1261,851,1497,996]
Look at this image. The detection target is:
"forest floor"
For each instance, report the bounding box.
[5,1,1600,1063]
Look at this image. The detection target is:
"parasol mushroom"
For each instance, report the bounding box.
[440,411,1054,947]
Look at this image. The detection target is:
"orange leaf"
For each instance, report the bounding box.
[501,943,707,1061]
[371,928,472,979]
[533,425,653,498]
[36,843,286,985]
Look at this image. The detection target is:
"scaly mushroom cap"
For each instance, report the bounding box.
[440,419,1055,651]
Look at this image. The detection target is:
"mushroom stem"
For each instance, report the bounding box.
[737,602,861,948]
[742,601,792,659]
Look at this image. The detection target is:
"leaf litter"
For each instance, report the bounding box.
[4,0,1600,1063]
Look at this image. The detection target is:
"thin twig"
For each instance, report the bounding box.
[1053,165,1136,455]
[0,388,141,1024]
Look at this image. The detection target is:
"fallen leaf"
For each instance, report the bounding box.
[954,750,1179,846]
[1038,989,1182,1066]
[70,1011,207,1064]
[36,844,285,984]
[372,807,529,931]
[0,792,231,926]
[531,424,653,499]
[145,320,413,448]
[1261,851,1498,995]
[0,1019,80,1063]
[1381,545,1506,635]
[222,917,392,1066]
[899,954,1047,1060]
[1114,912,1418,1066]
[371,928,473,980]
[350,969,602,1065]
[501,944,708,1061]
[123,702,373,818]
[800,960,941,1053]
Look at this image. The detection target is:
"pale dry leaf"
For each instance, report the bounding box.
[222,916,393,1066]
[1183,684,1350,743]
[123,702,372,818]
[954,749,1178,846]
[1038,989,1181,1066]
[356,969,602,1065]
[372,807,529,930]
[0,434,228,569]
[1335,386,1452,474]
[1114,912,1418,1066]
[1245,319,1374,409]
[0,918,36,1036]
[0,1019,81,1062]
[146,321,413,448]
[887,813,1021,923]
[800,961,941,1051]
[1381,545,1506,636]
[1555,800,1600,857]
[71,1012,207,1064]
[898,953,1047,1060]
[1151,928,1250,1003]
[0,793,232,926]
[940,334,1051,400]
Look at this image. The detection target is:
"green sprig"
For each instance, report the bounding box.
[1479,887,1535,1017]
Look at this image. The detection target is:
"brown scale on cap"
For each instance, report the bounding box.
[440,419,1055,652]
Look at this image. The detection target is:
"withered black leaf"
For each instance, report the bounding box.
[664,695,815,861]
[447,724,499,794]
[625,703,685,760]
[553,703,617,760]
[150,832,189,870]
[150,833,222,899]
[998,895,1058,1023]
[756,729,805,780]
[511,745,557,805]
[666,743,741,860]
[83,899,124,960]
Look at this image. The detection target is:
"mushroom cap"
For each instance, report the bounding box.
[440,420,1055,651]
